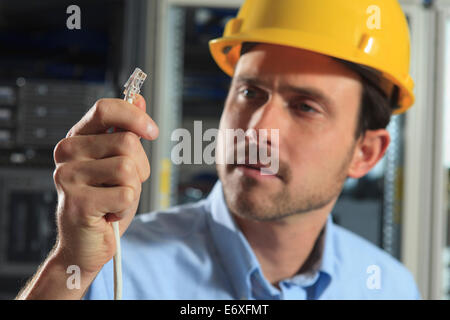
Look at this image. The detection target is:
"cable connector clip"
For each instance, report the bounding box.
[123,67,147,103]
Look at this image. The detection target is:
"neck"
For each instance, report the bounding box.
[233,204,333,288]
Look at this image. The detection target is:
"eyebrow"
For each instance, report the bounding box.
[234,76,334,109]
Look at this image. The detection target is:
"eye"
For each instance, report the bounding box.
[240,88,260,99]
[236,86,268,107]
[292,101,319,114]
[299,103,316,112]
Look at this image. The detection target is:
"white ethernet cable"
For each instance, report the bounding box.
[112,68,148,300]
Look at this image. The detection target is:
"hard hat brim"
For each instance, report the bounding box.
[209,29,415,114]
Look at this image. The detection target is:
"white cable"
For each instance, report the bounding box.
[112,221,122,300]
[111,68,148,301]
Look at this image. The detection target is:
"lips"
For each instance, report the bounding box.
[236,159,270,171]
[242,163,268,170]
[234,161,281,180]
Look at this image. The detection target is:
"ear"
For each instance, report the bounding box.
[347,129,390,179]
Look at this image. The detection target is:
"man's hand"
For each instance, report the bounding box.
[16,94,158,299]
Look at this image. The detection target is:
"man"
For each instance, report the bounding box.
[17,0,420,299]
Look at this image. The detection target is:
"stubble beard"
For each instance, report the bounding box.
[217,144,355,222]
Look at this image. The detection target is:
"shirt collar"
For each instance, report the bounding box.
[319,212,336,278]
[205,180,335,298]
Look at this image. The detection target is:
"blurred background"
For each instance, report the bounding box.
[0,0,448,300]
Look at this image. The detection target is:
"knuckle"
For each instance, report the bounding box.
[53,138,73,163]
[92,98,109,122]
[116,157,135,178]
[118,187,135,205]
[120,131,139,151]
[53,163,69,185]
[53,162,80,187]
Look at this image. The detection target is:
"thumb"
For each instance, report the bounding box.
[132,94,147,113]
[132,94,158,140]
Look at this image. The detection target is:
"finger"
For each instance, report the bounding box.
[79,185,137,219]
[64,179,139,231]
[66,157,141,197]
[54,132,151,182]
[114,94,147,137]
[67,98,159,140]
[133,94,146,112]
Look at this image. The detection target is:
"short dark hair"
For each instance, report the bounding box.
[336,59,398,138]
[239,42,398,139]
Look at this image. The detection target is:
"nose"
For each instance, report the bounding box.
[243,96,286,156]
[244,96,282,171]
[247,95,286,134]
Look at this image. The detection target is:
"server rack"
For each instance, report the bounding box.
[434,0,450,300]
[0,0,155,299]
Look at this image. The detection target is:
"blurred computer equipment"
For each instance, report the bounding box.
[0,0,151,299]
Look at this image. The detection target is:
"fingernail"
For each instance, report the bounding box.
[147,123,155,139]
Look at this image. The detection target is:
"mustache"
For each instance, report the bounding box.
[225,138,291,182]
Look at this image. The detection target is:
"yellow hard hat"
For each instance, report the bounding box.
[209,0,414,114]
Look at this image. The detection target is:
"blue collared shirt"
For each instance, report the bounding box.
[84,181,421,300]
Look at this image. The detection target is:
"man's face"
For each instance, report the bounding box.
[216,43,363,221]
